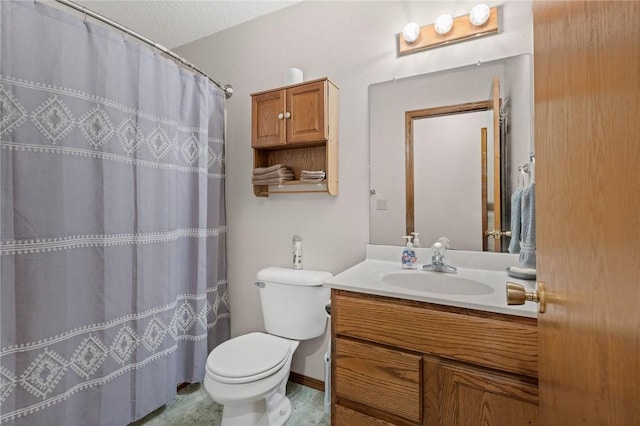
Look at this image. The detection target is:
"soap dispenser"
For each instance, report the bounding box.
[411,232,421,248]
[401,236,417,269]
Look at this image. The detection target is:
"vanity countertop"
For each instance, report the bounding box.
[324,245,538,318]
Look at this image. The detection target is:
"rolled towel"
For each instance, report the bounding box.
[506,265,536,280]
[509,266,536,275]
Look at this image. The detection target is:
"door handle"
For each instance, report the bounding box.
[485,229,512,239]
[506,282,546,313]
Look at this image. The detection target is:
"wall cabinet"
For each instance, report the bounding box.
[250,78,338,196]
[331,290,539,426]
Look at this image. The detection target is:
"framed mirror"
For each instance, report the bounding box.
[369,54,533,252]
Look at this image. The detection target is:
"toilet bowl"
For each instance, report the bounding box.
[204,332,299,426]
[203,267,332,426]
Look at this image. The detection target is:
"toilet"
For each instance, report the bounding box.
[203,267,332,426]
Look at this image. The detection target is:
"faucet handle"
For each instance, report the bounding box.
[431,241,446,258]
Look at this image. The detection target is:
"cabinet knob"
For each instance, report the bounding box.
[278,113,284,120]
[284,112,291,119]
[506,282,546,313]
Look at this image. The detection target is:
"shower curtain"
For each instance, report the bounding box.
[0,2,229,425]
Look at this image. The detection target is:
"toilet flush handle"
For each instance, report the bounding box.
[255,281,265,288]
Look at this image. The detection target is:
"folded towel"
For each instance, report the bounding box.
[252,164,294,185]
[518,183,536,269]
[252,169,294,180]
[252,172,293,182]
[300,170,326,178]
[251,177,293,185]
[252,164,289,176]
[508,188,523,254]
[300,170,326,182]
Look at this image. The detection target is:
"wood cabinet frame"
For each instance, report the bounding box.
[250,78,338,196]
[331,290,539,425]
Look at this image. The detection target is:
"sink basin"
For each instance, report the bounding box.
[381,271,494,295]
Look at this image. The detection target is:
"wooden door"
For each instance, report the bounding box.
[490,76,501,252]
[286,80,327,144]
[251,89,285,148]
[481,127,488,251]
[534,1,640,424]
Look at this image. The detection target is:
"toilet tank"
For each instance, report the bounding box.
[256,267,332,340]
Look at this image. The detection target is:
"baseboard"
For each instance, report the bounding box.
[177,375,324,393]
[289,372,324,392]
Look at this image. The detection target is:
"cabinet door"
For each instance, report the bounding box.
[252,89,285,148]
[440,362,538,426]
[286,80,327,144]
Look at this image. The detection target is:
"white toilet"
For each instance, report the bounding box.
[203,267,332,426]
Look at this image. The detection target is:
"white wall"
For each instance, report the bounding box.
[504,53,534,193]
[175,0,532,381]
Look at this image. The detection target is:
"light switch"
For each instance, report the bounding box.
[376,199,388,210]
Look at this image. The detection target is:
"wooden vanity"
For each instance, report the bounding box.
[331,289,538,425]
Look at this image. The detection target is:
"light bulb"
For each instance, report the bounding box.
[469,4,490,26]
[434,14,453,35]
[402,22,420,43]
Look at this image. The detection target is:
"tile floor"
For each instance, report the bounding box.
[130,382,330,426]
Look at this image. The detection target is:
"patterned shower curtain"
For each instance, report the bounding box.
[0,2,229,424]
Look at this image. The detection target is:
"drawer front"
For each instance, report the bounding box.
[334,405,397,426]
[334,291,538,378]
[335,337,421,422]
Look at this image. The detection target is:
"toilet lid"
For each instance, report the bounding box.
[207,332,292,382]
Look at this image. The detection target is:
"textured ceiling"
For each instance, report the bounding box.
[72,1,302,49]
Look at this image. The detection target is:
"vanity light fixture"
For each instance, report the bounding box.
[398,5,499,56]
[402,22,421,43]
[469,4,491,26]
[434,14,453,35]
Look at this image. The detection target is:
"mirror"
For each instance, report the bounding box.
[407,100,497,252]
[369,54,533,252]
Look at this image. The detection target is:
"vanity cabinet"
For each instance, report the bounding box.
[331,289,538,426]
[250,78,338,196]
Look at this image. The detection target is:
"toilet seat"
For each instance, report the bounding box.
[206,332,292,384]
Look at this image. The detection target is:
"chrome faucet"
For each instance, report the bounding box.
[422,237,457,273]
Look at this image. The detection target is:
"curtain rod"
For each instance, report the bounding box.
[51,0,234,99]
